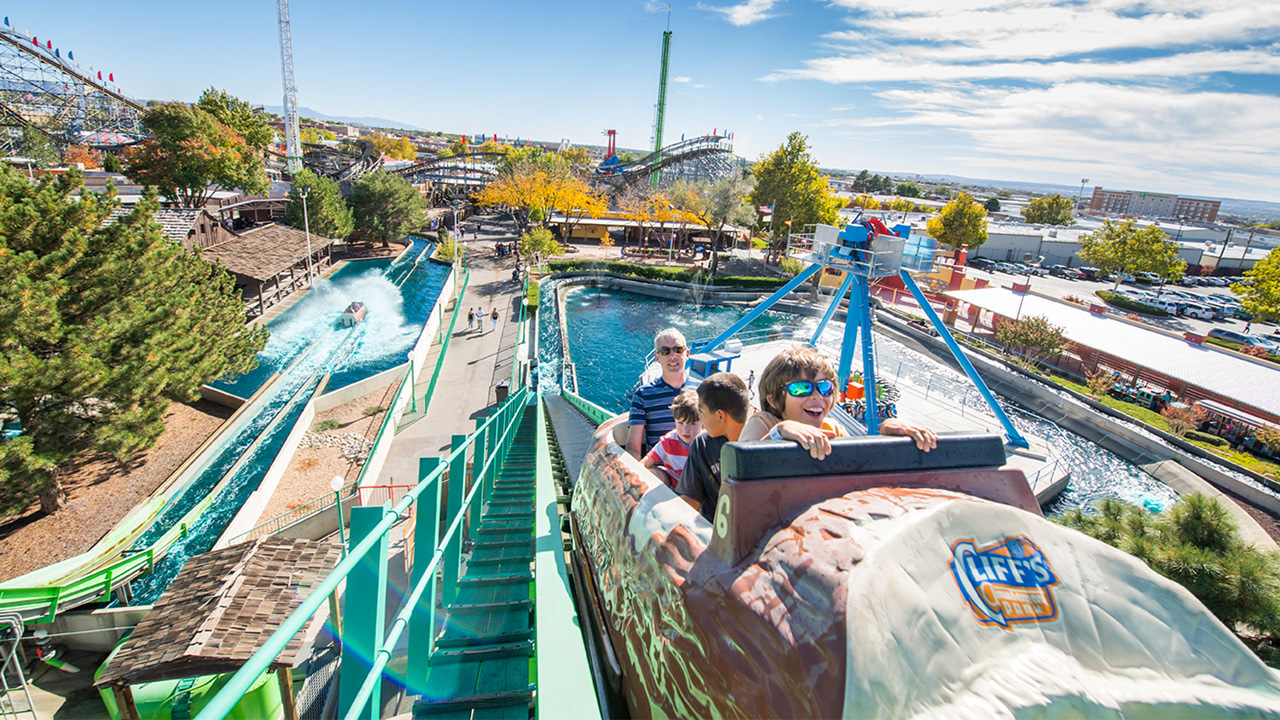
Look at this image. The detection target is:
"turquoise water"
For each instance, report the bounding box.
[558,285,795,412]
[128,243,449,603]
[550,284,1178,515]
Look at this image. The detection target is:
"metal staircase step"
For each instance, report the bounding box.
[428,641,534,665]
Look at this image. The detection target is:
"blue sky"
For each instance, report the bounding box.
[11,1,1280,201]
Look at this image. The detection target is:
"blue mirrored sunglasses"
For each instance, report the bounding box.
[656,345,687,356]
[785,380,834,397]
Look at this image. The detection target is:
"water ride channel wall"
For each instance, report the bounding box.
[544,272,1280,540]
[216,262,458,548]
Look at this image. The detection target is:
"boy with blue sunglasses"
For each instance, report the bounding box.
[739,345,936,459]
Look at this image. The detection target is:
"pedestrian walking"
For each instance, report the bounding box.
[467,307,475,330]
[1245,321,1252,333]
[490,308,499,331]
[746,369,756,398]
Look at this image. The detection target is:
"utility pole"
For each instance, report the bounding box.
[1075,178,1089,218]
[276,0,302,174]
[650,10,672,189]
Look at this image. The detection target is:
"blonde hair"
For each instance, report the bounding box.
[759,345,836,416]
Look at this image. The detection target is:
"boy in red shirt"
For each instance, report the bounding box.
[641,390,701,488]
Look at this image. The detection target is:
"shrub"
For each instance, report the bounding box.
[1258,427,1280,455]
[543,260,787,289]
[1096,290,1169,316]
[779,257,805,278]
[316,419,340,432]
[525,281,540,309]
[1058,494,1280,658]
[1187,430,1228,446]
[363,405,384,417]
[1161,404,1205,437]
[434,231,464,262]
[994,314,1067,367]
[1084,366,1113,397]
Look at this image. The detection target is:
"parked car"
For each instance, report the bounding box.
[1077,267,1101,281]
[1181,303,1217,320]
[1207,328,1269,347]
[1048,264,1082,279]
[967,256,995,270]
[1133,272,1162,284]
[992,262,1018,273]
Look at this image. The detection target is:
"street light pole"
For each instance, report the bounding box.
[330,475,347,556]
[1015,253,1043,321]
[1075,178,1089,219]
[407,351,417,413]
[300,186,314,283]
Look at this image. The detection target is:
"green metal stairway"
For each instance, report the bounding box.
[414,408,538,718]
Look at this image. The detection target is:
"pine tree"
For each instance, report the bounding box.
[350,172,427,247]
[285,169,354,239]
[0,167,267,515]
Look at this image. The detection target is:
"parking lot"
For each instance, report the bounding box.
[960,265,1278,342]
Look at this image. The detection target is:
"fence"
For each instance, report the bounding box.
[196,385,532,720]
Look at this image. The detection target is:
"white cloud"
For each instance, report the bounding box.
[762,48,1280,84]
[643,1,668,12]
[699,0,784,26]
[673,76,692,83]
[825,82,1280,195]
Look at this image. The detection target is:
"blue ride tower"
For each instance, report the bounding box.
[699,215,1029,447]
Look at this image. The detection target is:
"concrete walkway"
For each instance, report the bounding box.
[377,212,526,486]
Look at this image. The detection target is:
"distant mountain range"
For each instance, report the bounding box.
[261,105,428,133]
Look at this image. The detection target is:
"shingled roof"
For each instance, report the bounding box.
[106,207,203,244]
[95,537,341,687]
[202,222,336,283]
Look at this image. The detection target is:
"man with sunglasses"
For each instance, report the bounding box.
[627,328,697,459]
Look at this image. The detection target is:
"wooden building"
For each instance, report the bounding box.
[107,206,229,250]
[203,222,336,319]
[94,537,341,720]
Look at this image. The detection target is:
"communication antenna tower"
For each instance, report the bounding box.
[649,10,672,188]
[276,0,302,173]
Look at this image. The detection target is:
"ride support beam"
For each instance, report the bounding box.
[898,270,1029,448]
[338,504,389,720]
[697,263,822,354]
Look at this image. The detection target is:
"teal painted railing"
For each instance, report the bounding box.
[561,389,617,426]
[196,385,532,720]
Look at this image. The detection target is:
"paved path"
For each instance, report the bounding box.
[377,213,526,486]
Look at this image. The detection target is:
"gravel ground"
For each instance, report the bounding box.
[255,385,396,524]
[0,400,232,583]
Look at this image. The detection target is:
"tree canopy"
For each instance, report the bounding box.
[750,132,841,238]
[995,314,1067,368]
[369,132,417,161]
[350,171,426,246]
[15,126,57,166]
[285,168,353,239]
[1079,219,1186,289]
[1235,247,1280,321]
[671,174,756,275]
[895,181,923,198]
[926,192,988,250]
[1021,193,1075,225]
[126,102,269,207]
[984,197,1001,212]
[195,87,273,151]
[1059,494,1280,663]
[0,167,267,515]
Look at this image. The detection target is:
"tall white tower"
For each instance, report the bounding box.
[276,0,302,174]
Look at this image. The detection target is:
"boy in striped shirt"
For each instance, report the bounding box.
[642,390,701,488]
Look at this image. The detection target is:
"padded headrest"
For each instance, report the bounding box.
[721,433,1007,482]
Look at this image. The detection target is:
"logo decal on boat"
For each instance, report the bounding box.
[949,536,1059,629]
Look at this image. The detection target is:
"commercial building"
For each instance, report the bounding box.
[1089,187,1220,223]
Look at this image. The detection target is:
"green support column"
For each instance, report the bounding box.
[407,457,444,696]
[469,414,488,533]
[338,504,389,720]
[443,434,467,606]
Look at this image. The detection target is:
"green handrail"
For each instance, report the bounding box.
[196,385,532,720]
[417,268,471,418]
[561,389,618,426]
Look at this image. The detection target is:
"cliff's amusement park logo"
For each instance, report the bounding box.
[949,536,1059,629]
